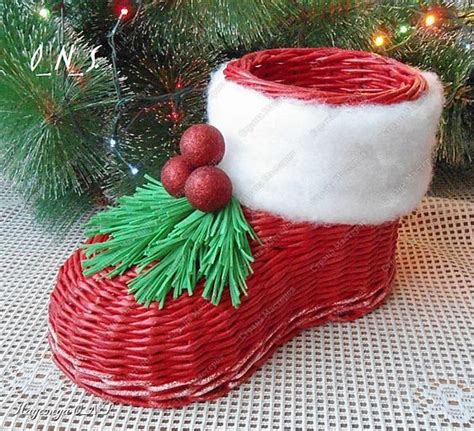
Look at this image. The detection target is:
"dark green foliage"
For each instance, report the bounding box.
[142,0,290,51]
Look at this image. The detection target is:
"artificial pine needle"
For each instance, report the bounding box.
[82,176,257,307]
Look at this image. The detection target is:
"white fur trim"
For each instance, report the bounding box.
[207,64,444,225]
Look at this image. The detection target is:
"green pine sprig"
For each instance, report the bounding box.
[82,175,257,308]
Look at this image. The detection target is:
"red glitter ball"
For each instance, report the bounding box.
[161,156,194,197]
[180,124,225,167]
[184,166,232,212]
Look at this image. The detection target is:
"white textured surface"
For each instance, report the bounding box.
[0,178,473,431]
[208,66,444,224]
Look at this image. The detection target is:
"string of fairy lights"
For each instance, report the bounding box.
[35,2,471,176]
[106,6,192,176]
[373,10,440,49]
[36,1,193,177]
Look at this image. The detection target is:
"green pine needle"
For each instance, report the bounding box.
[82,175,257,308]
[0,0,115,216]
[199,198,255,307]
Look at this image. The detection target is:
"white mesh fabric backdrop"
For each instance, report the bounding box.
[0,177,472,430]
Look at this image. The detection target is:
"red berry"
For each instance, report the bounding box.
[161,156,194,197]
[180,124,225,167]
[184,166,232,212]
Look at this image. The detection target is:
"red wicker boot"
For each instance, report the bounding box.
[48,48,444,408]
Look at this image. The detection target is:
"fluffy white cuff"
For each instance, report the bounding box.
[207,65,444,225]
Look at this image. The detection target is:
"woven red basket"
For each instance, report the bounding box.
[224,47,427,104]
[49,48,429,408]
